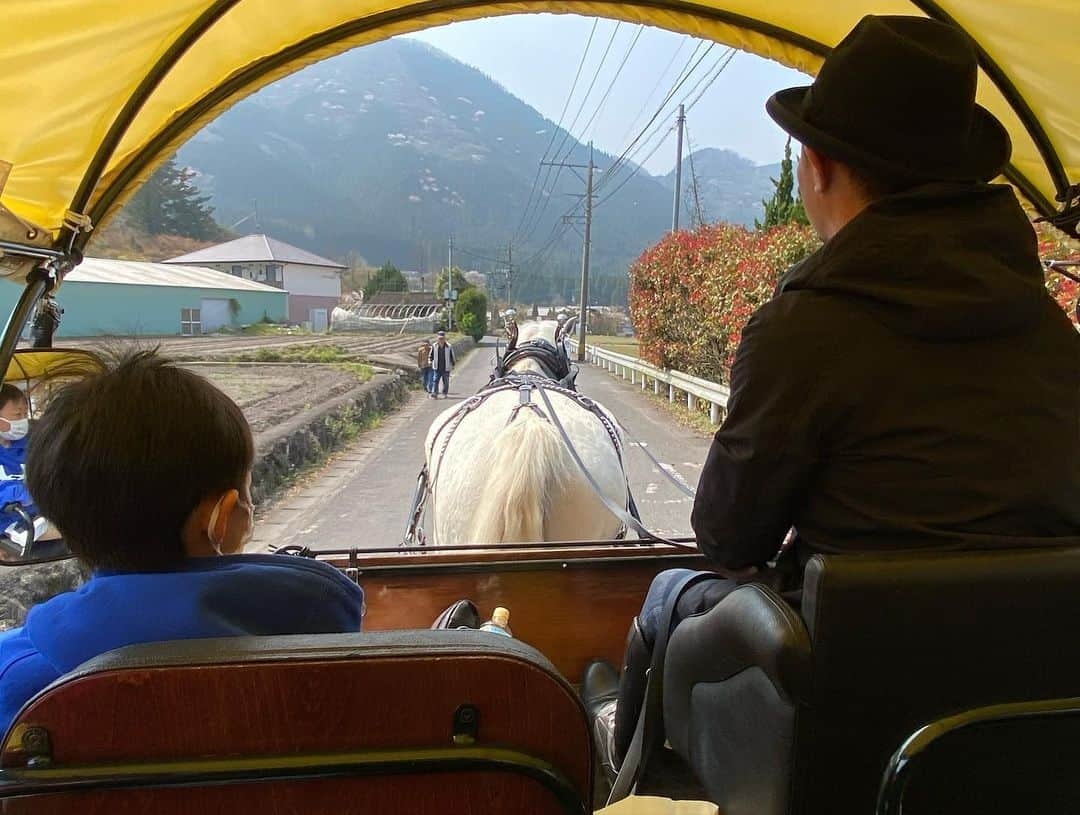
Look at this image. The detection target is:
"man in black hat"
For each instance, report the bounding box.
[584,13,1080,782]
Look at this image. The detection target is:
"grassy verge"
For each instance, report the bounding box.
[179,344,376,383]
[587,335,640,357]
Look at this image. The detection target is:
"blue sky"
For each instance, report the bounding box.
[410,14,810,173]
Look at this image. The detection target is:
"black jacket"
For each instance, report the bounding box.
[692,183,1080,574]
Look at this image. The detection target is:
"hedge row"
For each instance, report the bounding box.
[629,222,819,384]
[630,220,1080,387]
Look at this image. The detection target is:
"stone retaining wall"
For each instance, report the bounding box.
[251,370,410,503]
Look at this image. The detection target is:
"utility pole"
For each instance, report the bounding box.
[506,242,514,307]
[446,235,454,331]
[672,104,685,232]
[578,143,594,361]
[542,142,597,362]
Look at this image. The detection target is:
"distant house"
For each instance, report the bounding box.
[0,257,287,337]
[165,234,345,328]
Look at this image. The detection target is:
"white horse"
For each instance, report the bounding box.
[423,320,629,545]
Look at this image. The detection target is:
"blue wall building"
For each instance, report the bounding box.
[0,258,288,337]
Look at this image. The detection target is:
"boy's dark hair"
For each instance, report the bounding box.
[0,383,27,411]
[26,350,254,571]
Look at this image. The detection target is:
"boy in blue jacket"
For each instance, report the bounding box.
[0,351,365,735]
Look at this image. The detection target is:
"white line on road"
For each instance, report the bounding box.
[659,463,694,492]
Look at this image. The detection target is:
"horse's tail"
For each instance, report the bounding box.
[469,410,576,544]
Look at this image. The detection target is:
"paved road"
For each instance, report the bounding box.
[252,339,713,552]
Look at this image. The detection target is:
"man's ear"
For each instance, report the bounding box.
[803,145,831,194]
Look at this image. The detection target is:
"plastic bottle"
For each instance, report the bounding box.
[479,607,513,637]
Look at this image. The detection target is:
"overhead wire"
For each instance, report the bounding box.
[684,48,737,113]
[618,35,690,144]
[580,24,646,144]
[512,18,599,244]
[591,41,718,198]
[596,46,737,205]
[454,245,506,266]
[684,121,707,227]
[516,20,623,246]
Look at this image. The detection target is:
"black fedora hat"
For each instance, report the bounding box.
[766,15,1011,184]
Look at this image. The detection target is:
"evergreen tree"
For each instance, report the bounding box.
[125,157,225,239]
[454,288,489,341]
[434,267,474,300]
[756,137,810,230]
[363,261,408,297]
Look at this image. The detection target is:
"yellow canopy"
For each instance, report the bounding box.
[4,349,104,384]
[0,1,1077,279]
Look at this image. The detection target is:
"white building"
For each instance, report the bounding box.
[165,234,345,329]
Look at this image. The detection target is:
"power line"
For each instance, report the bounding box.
[684,48,738,113]
[517,21,622,245]
[580,24,646,143]
[550,21,621,162]
[512,19,599,244]
[596,46,737,207]
[593,41,717,198]
[597,124,677,206]
[619,36,690,144]
[684,121,707,227]
[454,245,506,266]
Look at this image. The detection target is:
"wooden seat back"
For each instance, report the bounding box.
[0,631,592,814]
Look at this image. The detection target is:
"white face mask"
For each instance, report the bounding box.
[0,418,29,441]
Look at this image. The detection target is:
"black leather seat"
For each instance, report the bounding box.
[663,547,1080,815]
[876,696,1080,815]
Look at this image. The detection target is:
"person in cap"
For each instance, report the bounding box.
[583,14,1080,781]
[417,339,434,394]
[428,330,456,398]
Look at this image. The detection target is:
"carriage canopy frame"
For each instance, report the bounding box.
[0,1,1077,282]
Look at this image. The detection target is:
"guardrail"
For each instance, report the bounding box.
[568,339,730,425]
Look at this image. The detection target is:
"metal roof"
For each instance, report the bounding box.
[67,257,284,292]
[365,291,441,306]
[163,234,346,269]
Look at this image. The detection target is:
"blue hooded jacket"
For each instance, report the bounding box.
[0,436,34,528]
[0,554,364,735]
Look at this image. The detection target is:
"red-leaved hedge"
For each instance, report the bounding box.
[1038,222,1080,327]
[630,220,1080,386]
[629,222,819,384]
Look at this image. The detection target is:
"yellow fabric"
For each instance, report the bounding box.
[1,1,1077,265]
[4,349,103,383]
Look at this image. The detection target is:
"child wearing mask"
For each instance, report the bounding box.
[0,384,36,535]
[0,351,365,733]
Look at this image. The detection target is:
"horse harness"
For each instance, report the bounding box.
[495,338,575,386]
[402,370,632,546]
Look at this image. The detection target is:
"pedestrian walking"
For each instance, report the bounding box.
[417,340,433,394]
[428,331,455,398]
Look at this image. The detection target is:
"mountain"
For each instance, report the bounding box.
[661,148,781,227]
[176,39,772,304]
